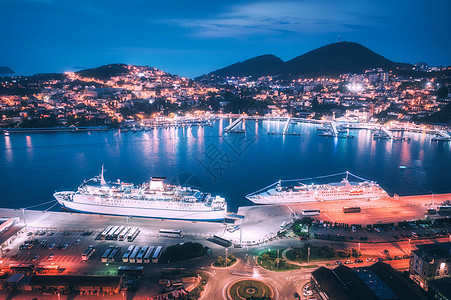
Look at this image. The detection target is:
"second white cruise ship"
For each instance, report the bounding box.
[54,167,228,221]
[246,171,388,204]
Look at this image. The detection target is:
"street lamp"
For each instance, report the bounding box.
[106,263,109,275]
[57,293,60,300]
[408,239,411,256]
[225,248,228,268]
[358,243,361,257]
[21,208,26,227]
[277,249,279,270]
[240,219,243,246]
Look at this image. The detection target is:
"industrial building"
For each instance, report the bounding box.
[311,262,428,300]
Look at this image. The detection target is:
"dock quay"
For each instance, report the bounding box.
[1,126,109,134]
[2,193,450,247]
[220,115,450,141]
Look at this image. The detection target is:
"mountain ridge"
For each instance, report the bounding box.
[196,42,409,80]
[0,67,15,75]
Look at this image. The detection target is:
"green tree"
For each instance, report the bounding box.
[227,254,237,262]
[215,256,224,266]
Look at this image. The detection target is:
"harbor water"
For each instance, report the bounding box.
[1,119,451,213]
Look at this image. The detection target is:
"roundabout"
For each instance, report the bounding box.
[228,279,274,300]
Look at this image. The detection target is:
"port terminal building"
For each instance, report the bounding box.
[0,217,24,256]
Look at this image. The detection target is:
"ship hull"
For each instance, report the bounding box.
[247,172,389,205]
[56,195,227,222]
[247,193,388,205]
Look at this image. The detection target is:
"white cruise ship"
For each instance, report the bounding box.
[54,168,227,221]
[246,172,388,204]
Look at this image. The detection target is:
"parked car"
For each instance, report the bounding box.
[32,255,39,262]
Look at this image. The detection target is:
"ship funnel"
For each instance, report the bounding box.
[100,165,106,185]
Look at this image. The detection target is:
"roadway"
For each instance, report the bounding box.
[2,222,450,299]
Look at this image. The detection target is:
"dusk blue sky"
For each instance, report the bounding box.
[1,0,450,78]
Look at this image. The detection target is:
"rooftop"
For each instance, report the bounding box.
[312,266,351,300]
[312,263,429,300]
[354,267,398,300]
[312,265,378,300]
[369,262,429,300]
[413,242,451,261]
[429,277,451,299]
[0,223,24,246]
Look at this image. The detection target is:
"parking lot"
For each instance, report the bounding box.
[6,229,167,271]
[311,221,451,244]
[4,224,230,273]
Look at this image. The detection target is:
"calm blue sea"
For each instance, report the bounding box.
[1,119,451,212]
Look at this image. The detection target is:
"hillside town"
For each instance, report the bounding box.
[0,63,450,129]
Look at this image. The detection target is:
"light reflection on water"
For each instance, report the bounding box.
[0,120,450,212]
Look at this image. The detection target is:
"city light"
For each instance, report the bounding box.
[347,82,364,92]
[0,5,449,299]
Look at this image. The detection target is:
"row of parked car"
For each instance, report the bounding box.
[26,230,94,237]
[19,238,81,251]
[27,230,54,237]
[335,254,413,266]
